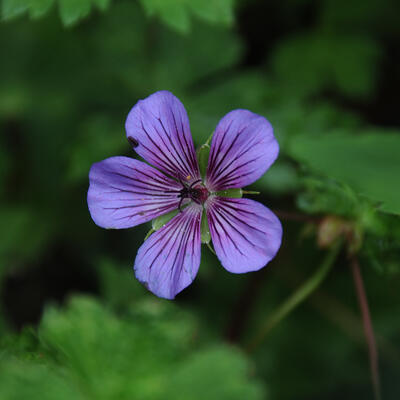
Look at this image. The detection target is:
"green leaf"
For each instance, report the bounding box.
[188,0,234,27]
[255,161,300,195]
[2,0,235,30]
[29,0,54,18]
[272,33,380,99]
[92,0,110,12]
[58,0,91,26]
[151,20,241,94]
[1,0,111,24]
[0,361,85,400]
[164,347,264,400]
[141,0,190,33]
[139,0,235,33]
[289,131,400,215]
[6,296,264,400]
[38,297,190,399]
[1,0,28,19]
[187,72,269,144]
[297,176,360,217]
[97,259,144,309]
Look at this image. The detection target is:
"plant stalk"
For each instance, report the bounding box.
[350,255,382,400]
[246,240,341,352]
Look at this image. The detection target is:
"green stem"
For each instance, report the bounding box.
[246,240,342,352]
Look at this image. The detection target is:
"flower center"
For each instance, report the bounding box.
[189,184,209,204]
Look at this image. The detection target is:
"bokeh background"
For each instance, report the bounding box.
[1,0,400,399]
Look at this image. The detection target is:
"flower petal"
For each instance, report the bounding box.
[134,204,202,299]
[125,91,200,184]
[206,197,282,273]
[88,156,182,229]
[206,110,279,191]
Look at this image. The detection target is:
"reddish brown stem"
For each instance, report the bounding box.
[350,255,382,400]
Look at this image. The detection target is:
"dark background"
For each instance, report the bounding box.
[0,0,399,399]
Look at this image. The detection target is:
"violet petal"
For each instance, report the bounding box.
[206,110,279,191]
[88,156,181,229]
[134,204,202,299]
[125,91,200,184]
[206,197,282,273]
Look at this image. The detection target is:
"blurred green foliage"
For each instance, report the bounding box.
[290,130,400,215]
[0,0,400,399]
[272,33,380,99]
[2,0,235,31]
[140,0,235,33]
[2,0,110,25]
[0,296,264,399]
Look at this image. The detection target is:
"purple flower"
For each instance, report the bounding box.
[88,91,282,299]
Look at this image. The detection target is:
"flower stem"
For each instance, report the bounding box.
[246,240,341,352]
[350,255,382,400]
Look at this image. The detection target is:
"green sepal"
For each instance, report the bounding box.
[215,188,243,198]
[151,209,179,231]
[197,143,210,178]
[144,228,155,241]
[242,190,260,195]
[206,241,216,255]
[204,132,213,146]
[200,210,211,244]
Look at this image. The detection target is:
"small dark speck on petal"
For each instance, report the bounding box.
[128,136,139,148]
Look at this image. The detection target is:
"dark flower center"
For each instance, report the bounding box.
[189,184,209,204]
[177,180,209,211]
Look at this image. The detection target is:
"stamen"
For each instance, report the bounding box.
[189,179,202,188]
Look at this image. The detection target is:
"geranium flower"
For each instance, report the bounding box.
[88,91,282,299]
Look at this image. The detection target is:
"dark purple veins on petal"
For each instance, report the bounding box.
[125,91,200,183]
[206,110,279,191]
[134,204,202,299]
[87,156,181,229]
[206,197,282,273]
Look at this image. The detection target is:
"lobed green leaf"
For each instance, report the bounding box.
[289,131,400,215]
[0,297,265,400]
[139,0,235,33]
[2,0,235,31]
